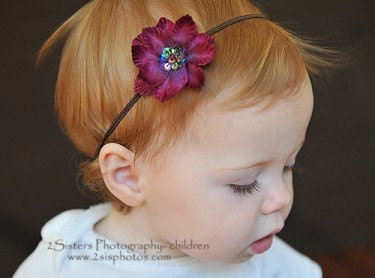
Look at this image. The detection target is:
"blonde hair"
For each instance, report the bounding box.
[38,0,333,209]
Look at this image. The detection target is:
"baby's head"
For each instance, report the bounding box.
[39,0,326,262]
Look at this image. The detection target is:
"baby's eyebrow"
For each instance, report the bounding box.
[213,161,266,172]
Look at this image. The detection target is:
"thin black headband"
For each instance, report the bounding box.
[95,14,267,157]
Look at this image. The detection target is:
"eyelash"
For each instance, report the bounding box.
[229,165,295,196]
[229,181,262,196]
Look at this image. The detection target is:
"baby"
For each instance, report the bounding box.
[15,0,329,276]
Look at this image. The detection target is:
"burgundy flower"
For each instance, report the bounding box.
[131,15,216,102]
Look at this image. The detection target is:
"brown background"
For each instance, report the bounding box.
[1,0,374,276]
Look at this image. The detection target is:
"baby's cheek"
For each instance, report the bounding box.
[183,231,250,261]
[182,239,252,263]
[181,242,230,261]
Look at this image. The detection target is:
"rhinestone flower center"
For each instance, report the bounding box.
[159,47,186,71]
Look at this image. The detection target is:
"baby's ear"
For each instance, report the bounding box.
[99,143,144,207]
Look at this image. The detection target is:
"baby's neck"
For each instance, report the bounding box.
[94,205,187,258]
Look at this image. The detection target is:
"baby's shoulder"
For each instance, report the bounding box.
[13,203,111,278]
[41,203,110,241]
[41,208,86,238]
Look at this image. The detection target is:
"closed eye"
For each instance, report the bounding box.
[229,181,262,196]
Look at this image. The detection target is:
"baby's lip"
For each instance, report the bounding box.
[249,234,274,254]
[248,225,284,253]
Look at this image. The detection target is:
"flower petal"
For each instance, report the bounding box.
[134,75,156,96]
[187,33,216,66]
[154,66,188,101]
[137,59,166,86]
[172,15,197,49]
[156,17,175,37]
[186,63,205,89]
[132,44,157,69]
[132,26,170,56]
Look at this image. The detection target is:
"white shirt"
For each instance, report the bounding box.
[14,203,322,277]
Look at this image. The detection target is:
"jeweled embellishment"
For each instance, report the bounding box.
[159,47,186,71]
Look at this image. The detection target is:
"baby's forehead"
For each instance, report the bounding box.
[200,82,310,123]
[164,95,310,172]
[183,81,313,148]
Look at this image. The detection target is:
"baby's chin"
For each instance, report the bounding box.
[188,251,254,264]
[217,254,254,264]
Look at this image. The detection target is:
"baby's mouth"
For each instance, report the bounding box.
[249,226,283,254]
[249,234,274,254]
